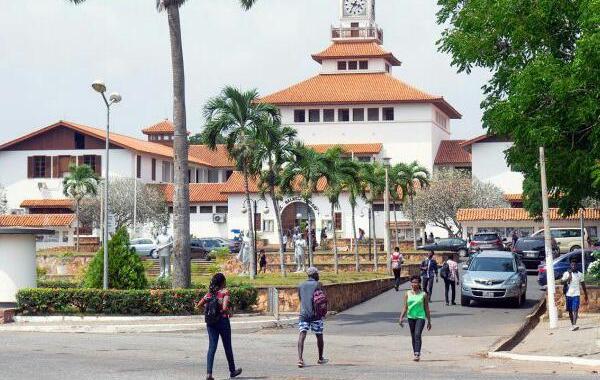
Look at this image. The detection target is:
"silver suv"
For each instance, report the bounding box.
[460,251,527,308]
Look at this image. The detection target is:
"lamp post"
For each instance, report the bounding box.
[92,80,122,290]
[360,206,372,260]
[383,157,391,274]
[241,198,269,276]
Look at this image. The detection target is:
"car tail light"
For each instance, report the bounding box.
[470,241,478,247]
[538,266,546,274]
[495,239,502,245]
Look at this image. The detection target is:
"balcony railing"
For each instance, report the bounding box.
[331,26,383,43]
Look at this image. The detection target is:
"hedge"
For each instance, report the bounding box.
[16,286,258,316]
[37,280,79,289]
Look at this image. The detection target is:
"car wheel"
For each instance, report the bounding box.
[570,245,580,252]
[150,250,159,259]
[460,294,470,307]
[458,249,467,258]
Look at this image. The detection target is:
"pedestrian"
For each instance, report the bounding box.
[511,230,519,249]
[196,273,242,380]
[358,228,365,242]
[391,246,403,291]
[562,259,589,331]
[429,232,434,242]
[440,254,459,305]
[420,251,438,298]
[297,267,328,368]
[283,233,288,253]
[399,275,432,362]
[258,249,267,274]
[320,228,327,248]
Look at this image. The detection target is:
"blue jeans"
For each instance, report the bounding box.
[206,318,236,375]
[408,318,426,354]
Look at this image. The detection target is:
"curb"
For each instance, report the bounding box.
[488,351,600,367]
[489,296,546,352]
[13,314,261,323]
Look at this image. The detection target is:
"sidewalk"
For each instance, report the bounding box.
[0,314,298,334]
[490,314,600,367]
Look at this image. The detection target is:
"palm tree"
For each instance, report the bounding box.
[63,164,99,252]
[342,172,362,272]
[254,119,297,277]
[203,87,280,279]
[396,161,430,249]
[322,147,359,274]
[280,144,328,267]
[358,162,386,271]
[388,164,405,248]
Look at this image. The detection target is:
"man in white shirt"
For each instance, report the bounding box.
[561,259,589,331]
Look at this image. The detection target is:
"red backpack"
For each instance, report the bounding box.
[312,288,328,320]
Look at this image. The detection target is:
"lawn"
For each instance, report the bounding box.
[191,271,392,287]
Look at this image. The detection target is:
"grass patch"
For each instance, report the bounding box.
[191,271,391,287]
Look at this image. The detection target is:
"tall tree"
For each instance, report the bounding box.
[396,161,429,249]
[280,144,328,267]
[343,169,362,272]
[62,164,99,251]
[388,164,405,247]
[437,0,600,216]
[322,147,360,274]
[203,87,280,279]
[358,162,386,271]
[254,119,297,277]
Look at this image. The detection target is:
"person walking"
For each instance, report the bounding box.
[400,275,432,361]
[391,247,404,291]
[297,267,328,368]
[420,251,438,298]
[258,249,267,274]
[562,259,589,331]
[196,273,242,380]
[440,254,459,305]
[283,232,288,253]
[511,230,519,249]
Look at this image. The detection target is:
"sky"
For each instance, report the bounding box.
[0,0,490,144]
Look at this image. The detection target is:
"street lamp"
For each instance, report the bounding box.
[92,80,121,290]
[241,198,269,276]
[359,206,372,261]
[383,157,391,274]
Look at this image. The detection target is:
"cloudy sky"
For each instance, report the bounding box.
[0,0,490,144]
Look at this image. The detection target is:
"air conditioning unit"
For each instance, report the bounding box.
[212,213,227,224]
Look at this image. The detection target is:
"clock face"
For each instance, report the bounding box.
[343,0,367,16]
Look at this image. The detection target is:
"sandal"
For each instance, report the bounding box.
[297,360,305,368]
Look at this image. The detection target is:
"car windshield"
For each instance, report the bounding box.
[469,257,515,272]
[437,239,453,245]
[514,238,544,250]
[474,234,499,241]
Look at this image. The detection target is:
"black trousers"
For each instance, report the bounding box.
[206,318,236,375]
[444,278,456,304]
[422,276,434,296]
[408,318,425,354]
[393,268,401,288]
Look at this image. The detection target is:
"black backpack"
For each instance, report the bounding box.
[440,262,450,279]
[204,293,222,326]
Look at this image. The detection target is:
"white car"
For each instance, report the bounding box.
[130,238,159,259]
[531,228,587,254]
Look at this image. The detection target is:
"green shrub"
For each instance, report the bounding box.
[16,285,257,316]
[207,263,222,274]
[36,266,48,279]
[82,227,148,290]
[38,279,79,289]
[149,276,172,289]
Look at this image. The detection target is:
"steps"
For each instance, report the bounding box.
[144,258,213,277]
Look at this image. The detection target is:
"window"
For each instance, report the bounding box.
[435,111,448,129]
[334,212,342,231]
[161,161,171,182]
[33,156,49,178]
[348,61,358,70]
[151,159,156,181]
[62,231,69,243]
[190,206,197,213]
[308,109,320,122]
[323,109,335,122]
[225,170,233,180]
[338,109,350,122]
[263,220,274,232]
[188,169,192,184]
[373,204,384,212]
[254,213,262,231]
[207,169,219,183]
[168,207,173,214]
[367,108,379,121]
[294,110,306,123]
[352,108,365,122]
[136,155,142,178]
[357,156,371,163]
[196,169,202,183]
[215,206,228,213]
[199,206,213,214]
[82,155,101,175]
[385,63,390,73]
[382,107,395,121]
[337,61,347,70]
[74,133,85,149]
[359,60,368,70]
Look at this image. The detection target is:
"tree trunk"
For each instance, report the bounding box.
[306,200,313,267]
[270,188,286,277]
[244,172,256,279]
[75,199,80,252]
[167,5,190,288]
[410,194,417,250]
[392,199,400,247]
[331,202,339,274]
[371,204,378,272]
[351,204,359,272]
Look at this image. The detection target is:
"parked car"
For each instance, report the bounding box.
[537,249,597,287]
[460,251,527,307]
[468,232,505,254]
[190,239,211,260]
[531,228,588,254]
[512,235,559,271]
[130,238,159,259]
[417,238,468,257]
[207,237,240,253]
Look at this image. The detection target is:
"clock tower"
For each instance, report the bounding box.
[333,0,382,44]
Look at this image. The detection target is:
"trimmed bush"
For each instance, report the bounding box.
[83,227,148,290]
[38,280,79,289]
[16,286,258,316]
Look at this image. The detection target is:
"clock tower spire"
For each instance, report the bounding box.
[332,0,383,44]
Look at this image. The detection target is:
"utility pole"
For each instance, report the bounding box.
[540,147,558,329]
[580,208,586,273]
[384,158,391,273]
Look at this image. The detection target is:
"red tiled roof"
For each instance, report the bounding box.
[20,199,73,209]
[311,42,401,65]
[221,172,328,194]
[309,143,382,155]
[434,140,471,166]
[503,194,523,202]
[188,145,235,168]
[158,183,228,203]
[0,214,76,227]
[259,73,462,119]
[142,119,174,134]
[456,208,600,222]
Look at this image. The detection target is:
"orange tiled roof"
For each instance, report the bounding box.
[189,145,235,168]
[158,183,228,203]
[142,119,174,134]
[503,194,523,202]
[312,42,401,65]
[456,208,600,222]
[309,143,382,155]
[20,199,73,209]
[259,73,461,119]
[434,140,471,166]
[221,172,328,194]
[0,214,76,227]
[0,121,213,167]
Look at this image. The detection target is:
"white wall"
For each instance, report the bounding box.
[188,203,230,238]
[0,233,36,303]
[471,142,524,194]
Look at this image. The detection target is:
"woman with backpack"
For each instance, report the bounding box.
[391,247,404,291]
[196,273,243,380]
[440,254,459,306]
[399,275,432,362]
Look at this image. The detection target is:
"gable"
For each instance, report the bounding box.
[1,125,122,151]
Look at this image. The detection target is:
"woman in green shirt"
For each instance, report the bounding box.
[400,275,432,361]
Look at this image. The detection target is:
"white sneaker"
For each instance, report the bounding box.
[571,325,579,331]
